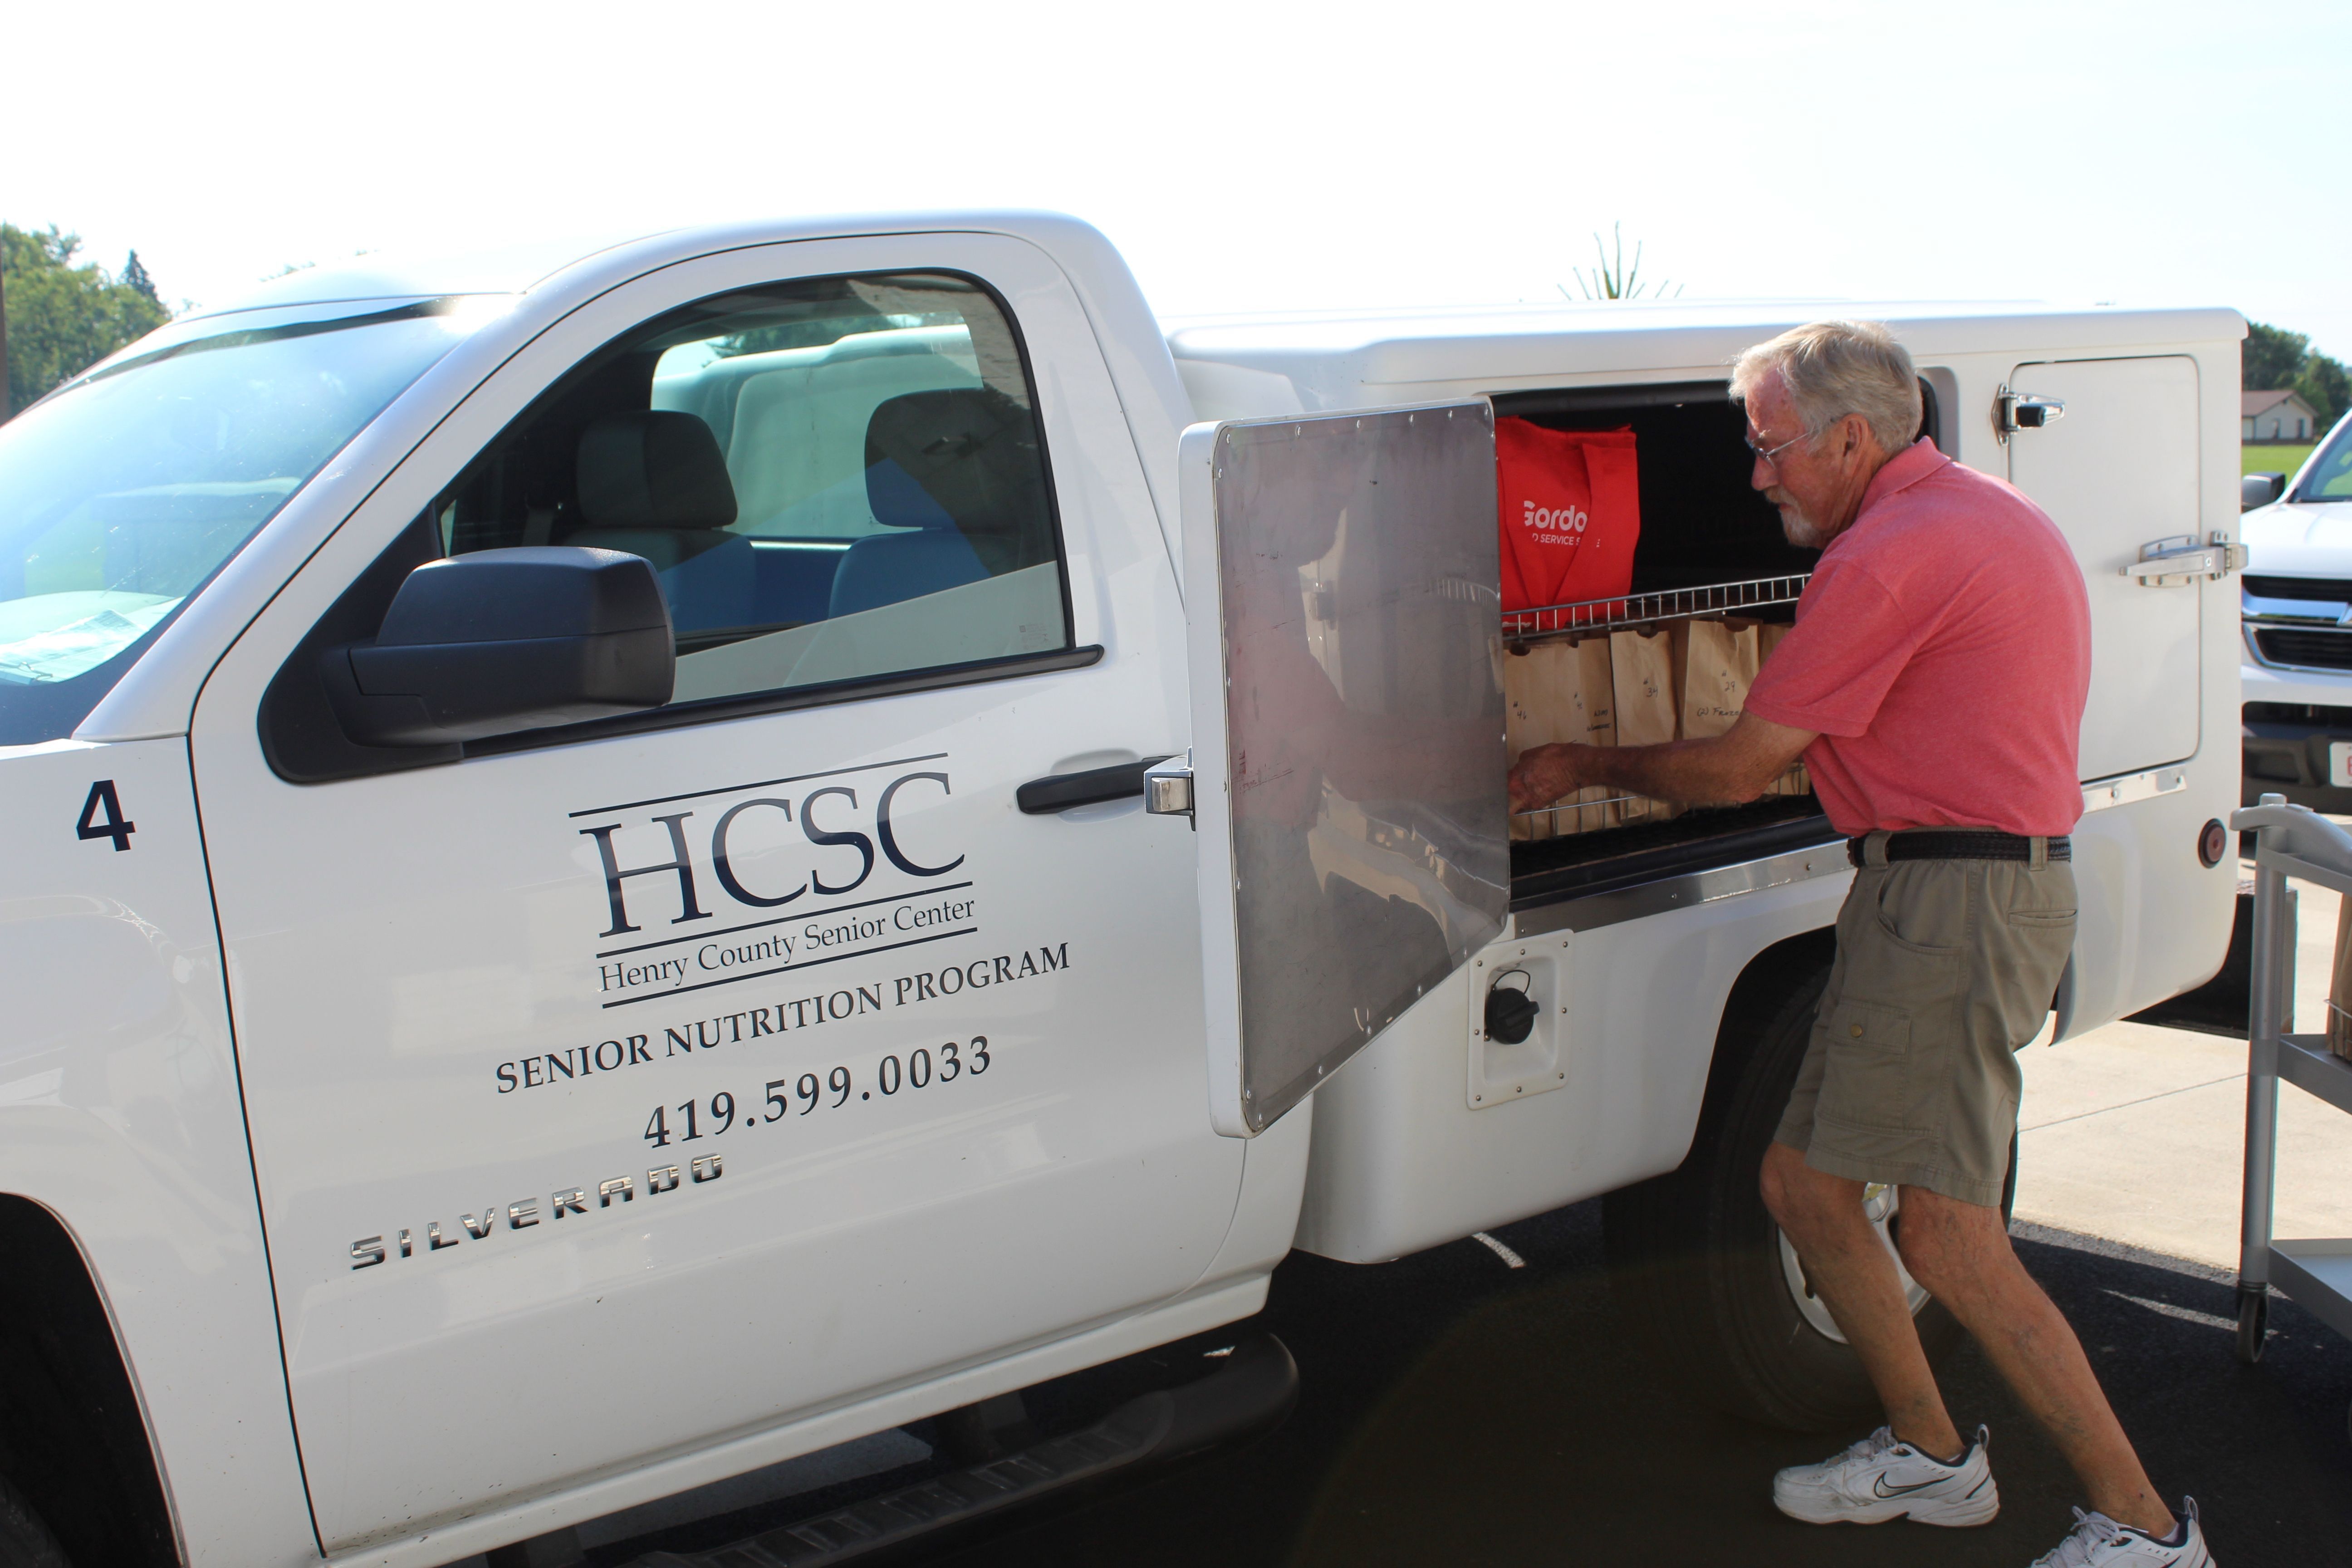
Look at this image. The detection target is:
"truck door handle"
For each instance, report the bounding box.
[2122,532,2248,585]
[1995,387,2066,437]
[1142,754,1195,821]
[1016,756,1174,814]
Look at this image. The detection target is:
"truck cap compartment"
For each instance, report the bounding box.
[1492,382,1863,915]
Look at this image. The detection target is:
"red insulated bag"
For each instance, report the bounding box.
[1496,419,1640,613]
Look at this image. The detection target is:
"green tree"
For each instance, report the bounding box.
[2298,354,2349,433]
[2243,320,2308,392]
[121,249,158,304]
[2,224,172,418]
[2244,318,2349,430]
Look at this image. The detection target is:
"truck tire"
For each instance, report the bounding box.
[0,1475,69,1568]
[1602,945,2016,1433]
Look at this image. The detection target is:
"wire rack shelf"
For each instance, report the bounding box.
[1507,779,1812,831]
[1511,792,1643,823]
[1503,573,1811,643]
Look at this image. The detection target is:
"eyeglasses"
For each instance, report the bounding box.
[1744,428,1813,468]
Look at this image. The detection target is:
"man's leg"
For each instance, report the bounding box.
[1759,1140,1961,1458]
[1892,1185,2174,1538]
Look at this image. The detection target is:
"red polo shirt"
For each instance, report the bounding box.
[1743,438,2090,838]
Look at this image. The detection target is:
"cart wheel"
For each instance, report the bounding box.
[2235,1286,2269,1365]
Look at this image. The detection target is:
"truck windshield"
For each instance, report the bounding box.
[2295,420,2352,503]
[0,298,493,745]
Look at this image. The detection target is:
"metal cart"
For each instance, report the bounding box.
[2233,796,2352,1377]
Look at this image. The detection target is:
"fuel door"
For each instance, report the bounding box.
[1171,402,1508,1137]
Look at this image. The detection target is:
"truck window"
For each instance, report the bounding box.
[0,299,484,745]
[436,272,1070,705]
[2294,419,2352,502]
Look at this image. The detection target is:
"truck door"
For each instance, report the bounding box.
[186,236,1239,1552]
[2004,356,2204,781]
[1170,405,1511,1137]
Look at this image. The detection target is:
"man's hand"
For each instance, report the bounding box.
[1509,744,1586,812]
[1507,712,1818,815]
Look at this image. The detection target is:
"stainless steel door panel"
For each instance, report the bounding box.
[1180,403,1508,1136]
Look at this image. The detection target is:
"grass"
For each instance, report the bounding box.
[2245,442,2316,478]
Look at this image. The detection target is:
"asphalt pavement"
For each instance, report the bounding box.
[919,1200,2352,1568]
[499,1125,2349,1568]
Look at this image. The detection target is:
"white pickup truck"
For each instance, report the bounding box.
[2239,411,2352,808]
[0,213,2244,1568]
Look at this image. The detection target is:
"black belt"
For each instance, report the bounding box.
[1846,831,2070,867]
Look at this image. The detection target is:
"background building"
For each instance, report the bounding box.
[2245,387,2321,442]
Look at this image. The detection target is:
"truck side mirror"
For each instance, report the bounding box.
[323,547,675,745]
[2242,472,2288,511]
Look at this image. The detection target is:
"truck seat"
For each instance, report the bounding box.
[720,348,979,534]
[567,410,756,634]
[829,388,1048,618]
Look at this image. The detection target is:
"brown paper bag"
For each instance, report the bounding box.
[1566,636,1618,833]
[1610,627,1680,823]
[2330,894,2352,1059]
[1681,618,1759,740]
[1503,642,1582,840]
[1504,639,1622,837]
[1666,621,1691,735]
[1748,620,1810,797]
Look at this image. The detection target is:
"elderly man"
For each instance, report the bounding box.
[1507,321,2213,1568]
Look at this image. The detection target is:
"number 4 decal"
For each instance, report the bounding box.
[77,780,136,852]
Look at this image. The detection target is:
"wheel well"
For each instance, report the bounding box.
[1695,926,1835,1128]
[0,1196,178,1567]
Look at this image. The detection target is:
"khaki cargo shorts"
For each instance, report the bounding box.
[1774,835,2078,1208]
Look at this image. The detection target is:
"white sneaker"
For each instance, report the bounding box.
[2031,1497,2214,1566]
[1771,1423,1999,1526]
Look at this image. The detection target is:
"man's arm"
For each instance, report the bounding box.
[1508,711,1818,812]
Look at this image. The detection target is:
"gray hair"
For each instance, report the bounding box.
[1730,320,1921,454]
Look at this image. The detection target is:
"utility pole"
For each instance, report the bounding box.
[0,236,11,422]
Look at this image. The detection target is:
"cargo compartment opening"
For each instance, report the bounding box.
[1496,381,1821,593]
[1490,382,1837,911]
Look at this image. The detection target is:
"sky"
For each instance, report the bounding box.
[10,0,2350,359]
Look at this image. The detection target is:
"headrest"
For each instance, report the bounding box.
[577,412,737,530]
[864,388,1046,533]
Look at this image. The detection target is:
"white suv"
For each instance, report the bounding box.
[2242,408,2352,808]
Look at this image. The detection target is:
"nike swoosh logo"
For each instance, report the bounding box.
[1872,1474,1945,1498]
